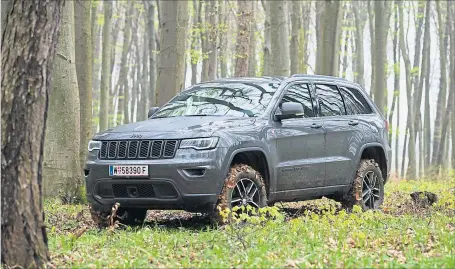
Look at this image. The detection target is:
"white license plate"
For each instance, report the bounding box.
[109,165,148,177]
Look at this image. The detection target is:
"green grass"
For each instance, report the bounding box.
[45,178,455,268]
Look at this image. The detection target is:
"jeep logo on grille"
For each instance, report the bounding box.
[131,134,142,139]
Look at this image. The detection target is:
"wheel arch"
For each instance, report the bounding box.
[223,147,272,198]
[357,143,388,183]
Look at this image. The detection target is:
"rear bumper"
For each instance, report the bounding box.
[85,148,228,213]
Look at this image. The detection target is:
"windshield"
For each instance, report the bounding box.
[153,82,279,118]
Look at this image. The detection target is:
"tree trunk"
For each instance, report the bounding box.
[353,1,366,87]
[290,1,301,75]
[99,1,112,131]
[156,1,188,106]
[451,4,455,170]
[373,0,390,115]
[146,1,157,106]
[247,2,256,77]
[316,0,342,76]
[207,1,217,80]
[191,0,201,84]
[234,0,253,77]
[262,1,272,76]
[218,0,228,78]
[398,1,415,179]
[43,1,82,200]
[140,26,149,119]
[432,1,448,167]
[299,2,311,74]
[368,1,375,96]
[269,0,290,76]
[1,2,64,267]
[74,0,93,168]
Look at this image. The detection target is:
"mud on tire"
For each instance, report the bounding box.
[212,164,267,223]
[90,206,147,228]
[339,159,384,211]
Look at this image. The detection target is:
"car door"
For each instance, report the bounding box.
[314,83,363,189]
[272,83,326,195]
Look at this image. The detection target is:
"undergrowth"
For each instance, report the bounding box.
[45,177,455,268]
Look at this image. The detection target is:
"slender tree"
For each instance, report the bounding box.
[290,1,301,75]
[247,2,256,77]
[74,0,93,167]
[99,1,112,131]
[262,1,272,76]
[316,0,342,76]
[156,1,188,106]
[43,1,82,200]
[1,0,64,267]
[353,1,367,87]
[146,1,157,106]
[269,0,290,76]
[234,0,253,77]
[218,0,228,78]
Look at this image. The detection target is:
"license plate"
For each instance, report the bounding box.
[109,165,148,177]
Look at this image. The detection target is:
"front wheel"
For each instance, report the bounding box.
[213,164,267,223]
[339,159,384,210]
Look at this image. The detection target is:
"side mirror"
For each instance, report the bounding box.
[275,102,304,121]
[148,107,160,118]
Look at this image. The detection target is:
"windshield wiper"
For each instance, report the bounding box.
[184,114,212,117]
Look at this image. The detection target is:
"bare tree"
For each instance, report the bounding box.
[99,1,112,131]
[269,0,290,76]
[74,0,93,167]
[156,1,188,106]
[234,0,253,77]
[1,0,64,267]
[290,1,301,75]
[316,0,342,76]
[43,1,82,200]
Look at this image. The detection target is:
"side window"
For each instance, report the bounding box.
[279,83,315,118]
[339,86,373,115]
[315,84,346,116]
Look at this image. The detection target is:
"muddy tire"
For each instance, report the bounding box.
[212,164,267,223]
[90,206,110,228]
[339,159,384,211]
[90,206,147,228]
[116,208,147,225]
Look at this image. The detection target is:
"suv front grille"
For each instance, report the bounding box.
[99,140,179,160]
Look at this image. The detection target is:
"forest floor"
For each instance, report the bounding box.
[45,176,455,268]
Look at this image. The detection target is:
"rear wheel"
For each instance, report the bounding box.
[213,164,267,223]
[90,206,147,227]
[339,159,384,210]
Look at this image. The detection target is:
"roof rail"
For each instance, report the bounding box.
[290,74,348,81]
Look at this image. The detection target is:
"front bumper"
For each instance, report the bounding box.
[85,148,228,213]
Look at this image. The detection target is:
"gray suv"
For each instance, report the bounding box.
[86,75,391,225]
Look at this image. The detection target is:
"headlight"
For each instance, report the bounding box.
[88,140,102,152]
[179,137,219,150]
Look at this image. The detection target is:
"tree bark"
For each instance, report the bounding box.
[99,1,112,131]
[74,0,93,168]
[235,0,253,77]
[156,1,188,106]
[316,0,342,76]
[269,0,290,76]
[146,1,157,106]
[218,0,228,78]
[368,1,375,96]
[353,1,367,87]
[262,1,272,76]
[373,0,390,115]
[432,1,449,167]
[1,0,10,34]
[1,0,64,267]
[247,2,256,77]
[191,0,201,84]
[43,1,81,200]
[398,1,415,179]
[290,1,301,75]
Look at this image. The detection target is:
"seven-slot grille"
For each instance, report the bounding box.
[99,140,179,160]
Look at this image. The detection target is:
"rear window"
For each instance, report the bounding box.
[315,84,346,116]
[338,86,373,115]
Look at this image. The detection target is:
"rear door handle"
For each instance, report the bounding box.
[311,123,322,129]
[348,120,359,126]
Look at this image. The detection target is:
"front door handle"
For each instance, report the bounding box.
[311,123,322,129]
[348,120,359,126]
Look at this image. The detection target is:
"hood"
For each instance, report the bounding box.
[93,116,258,140]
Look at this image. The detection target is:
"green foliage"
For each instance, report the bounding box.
[46,178,455,268]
